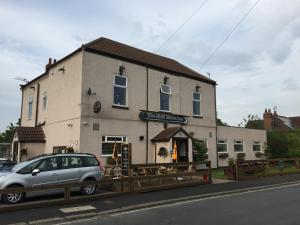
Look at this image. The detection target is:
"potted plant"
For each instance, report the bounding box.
[193,140,208,170]
[224,158,236,180]
[236,153,246,163]
[218,153,229,159]
[255,152,264,158]
[158,147,168,158]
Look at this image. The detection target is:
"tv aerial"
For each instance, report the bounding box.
[14,77,29,84]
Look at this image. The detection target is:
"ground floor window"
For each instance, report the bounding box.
[217,140,227,153]
[234,140,244,152]
[252,141,261,151]
[102,136,127,156]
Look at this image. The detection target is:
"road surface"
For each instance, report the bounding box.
[69,183,300,225]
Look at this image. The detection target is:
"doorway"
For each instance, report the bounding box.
[173,138,189,162]
[12,142,18,162]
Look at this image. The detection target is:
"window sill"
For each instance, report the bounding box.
[112,105,129,110]
[193,115,203,119]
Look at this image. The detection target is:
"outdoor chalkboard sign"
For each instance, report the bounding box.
[121,143,132,176]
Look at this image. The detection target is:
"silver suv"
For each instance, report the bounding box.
[0,153,102,204]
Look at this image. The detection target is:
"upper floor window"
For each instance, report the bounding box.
[42,92,47,109]
[160,84,171,112]
[113,75,127,107]
[193,91,201,116]
[234,140,244,152]
[217,140,227,153]
[28,96,33,119]
[253,141,261,152]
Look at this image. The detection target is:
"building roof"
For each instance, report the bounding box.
[85,38,216,85]
[15,127,46,143]
[151,127,192,142]
[274,116,300,130]
[22,37,216,89]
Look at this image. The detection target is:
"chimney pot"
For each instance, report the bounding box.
[48,58,52,64]
[268,109,271,113]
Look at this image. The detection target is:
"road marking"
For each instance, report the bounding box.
[60,205,96,213]
[110,182,300,217]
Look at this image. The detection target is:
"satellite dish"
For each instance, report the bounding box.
[93,101,101,113]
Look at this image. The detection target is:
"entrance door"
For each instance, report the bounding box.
[174,138,189,162]
[13,142,18,162]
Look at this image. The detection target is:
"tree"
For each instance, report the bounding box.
[267,130,288,158]
[193,140,208,162]
[287,129,300,157]
[238,114,264,129]
[0,119,20,143]
[217,118,228,126]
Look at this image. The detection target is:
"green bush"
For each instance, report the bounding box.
[193,140,208,162]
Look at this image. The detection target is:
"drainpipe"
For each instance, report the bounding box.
[146,66,149,164]
[35,83,40,126]
[214,85,218,168]
[20,85,24,126]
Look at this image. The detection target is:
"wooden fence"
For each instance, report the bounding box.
[0,161,211,211]
[235,158,300,180]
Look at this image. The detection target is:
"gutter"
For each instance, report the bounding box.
[146,66,149,164]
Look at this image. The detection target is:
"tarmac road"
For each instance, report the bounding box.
[1,174,300,224]
[69,182,300,225]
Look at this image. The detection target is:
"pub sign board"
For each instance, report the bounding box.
[121,143,132,176]
[139,110,188,124]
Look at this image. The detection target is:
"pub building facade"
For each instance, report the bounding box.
[12,37,266,168]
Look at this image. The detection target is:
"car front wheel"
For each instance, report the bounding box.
[3,185,25,204]
[81,179,97,195]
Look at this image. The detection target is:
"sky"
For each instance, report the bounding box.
[0,0,300,131]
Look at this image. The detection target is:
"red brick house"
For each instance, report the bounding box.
[263,109,300,131]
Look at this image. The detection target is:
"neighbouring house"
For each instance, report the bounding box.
[263,109,300,132]
[12,37,266,168]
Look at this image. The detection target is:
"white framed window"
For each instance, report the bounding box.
[253,141,261,152]
[217,140,227,153]
[160,84,171,112]
[234,140,244,152]
[101,135,127,156]
[28,96,33,119]
[42,92,47,109]
[113,75,128,107]
[193,91,201,116]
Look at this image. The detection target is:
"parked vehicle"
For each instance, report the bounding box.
[0,158,16,172]
[0,153,102,204]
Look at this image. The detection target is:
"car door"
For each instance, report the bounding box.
[30,157,60,187]
[56,156,84,184]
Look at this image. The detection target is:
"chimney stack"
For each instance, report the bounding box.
[263,108,273,130]
[45,58,52,71]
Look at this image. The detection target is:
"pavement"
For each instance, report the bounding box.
[2,174,300,225]
[68,181,300,225]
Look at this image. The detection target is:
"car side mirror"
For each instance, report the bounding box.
[32,169,40,176]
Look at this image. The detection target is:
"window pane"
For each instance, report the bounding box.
[102,143,121,155]
[234,144,243,152]
[115,76,127,86]
[68,157,84,168]
[17,160,41,174]
[114,86,126,106]
[217,144,227,152]
[28,102,33,118]
[160,84,171,94]
[193,92,200,100]
[160,93,169,111]
[193,101,200,115]
[253,144,261,151]
[38,157,59,172]
[83,157,99,166]
[107,136,123,142]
